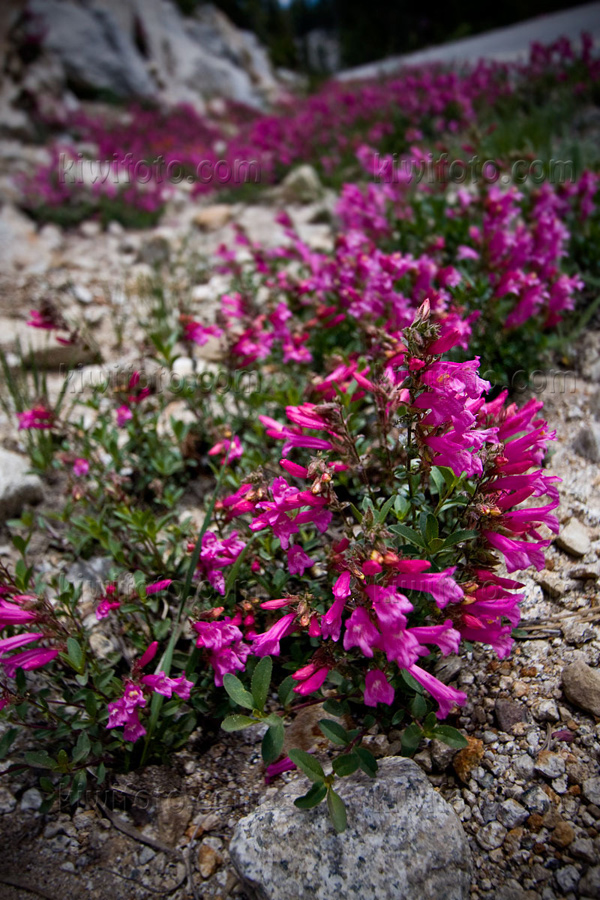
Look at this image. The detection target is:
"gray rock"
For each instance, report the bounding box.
[534,752,566,780]
[522,786,551,815]
[573,423,600,463]
[580,865,600,897]
[571,837,597,863]
[476,821,507,850]
[583,776,600,807]
[20,788,43,812]
[532,699,560,723]
[562,661,600,717]
[229,758,472,900]
[497,799,528,829]
[137,235,171,267]
[555,519,591,558]
[430,738,458,771]
[0,449,44,523]
[28,0,156,99]
[0,787,17,815]
[281,165,324,205]
[513,754,535,780]
[555,865,580,893]
[495,698,528,734]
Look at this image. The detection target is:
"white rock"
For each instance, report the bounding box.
[555,519,591,558]
[20,788,43,812]
[230,758,472,900]
[0,448,44,523]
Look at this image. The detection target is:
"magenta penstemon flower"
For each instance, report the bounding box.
[17,406,54,430]
[2,647,59,678]
[116,405,133,427]
[291,662,329,695]
[145,579,173,595]
[72,458,89,477]
[364,670,395,706]
[208,436,243,464]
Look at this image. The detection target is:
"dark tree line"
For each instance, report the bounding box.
[178,0,586,70]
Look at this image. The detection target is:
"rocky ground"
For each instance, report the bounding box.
[0,152,600,899]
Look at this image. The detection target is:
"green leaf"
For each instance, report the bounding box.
[332,753,359,776]
[401,724,423,757]
[410,693,428,718]
[66,637,84,673]
[294,782,327,809]
[288,749,325,783]
[39,776,54,794]
[153,618,172,641]
[354,746,378,777]
[429,466,446,495]
[262,722,285,765]
[442,529,479,548]
[72,731,91,763]
[0,728,18,760]
[322,699,347,717]
[423,513,439,543]
[349,503,363,523]
[251,656,272,712]
[84,692,97,718]
[278,674,295,707]
[432,725,468,749]
[223,674,254,710]
[327,788,347,833]
[70,770,87,804]
[96,762,106,785]
[221,714,257,732]
[400,670,424,693]
[318,719,350,746]
[389,524,426,549]
[25,750,55,769]
[376,495,396,524]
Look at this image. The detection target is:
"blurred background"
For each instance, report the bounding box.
[186,0,588,72]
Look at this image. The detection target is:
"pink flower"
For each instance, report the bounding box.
[183,320,223,346]
[292,662,329,695]
[2,647,59,678]
[366,585,413,629]
[343,607,380,657]
[483,530,550,572]
[252,612,296,657]
[197,531,245,595]
[265,755,297,784]
[286,544,315,576]
[408,620,461,656]
[139,641,159,668]
[0,601,38,626]
[407,664,467,718]
[72,458,89,477]
[96,598,121,620]
[209,436,243,464]
[333,571,352,600]
[17,406,54,430]
[364,670,394,706]
[27,309,59,330]
[395,568,464,609]
[0,632,43,654]
[145,579,173,595]
[116,405,133,426]
[141,671,193,699]
[193,618,251,686]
